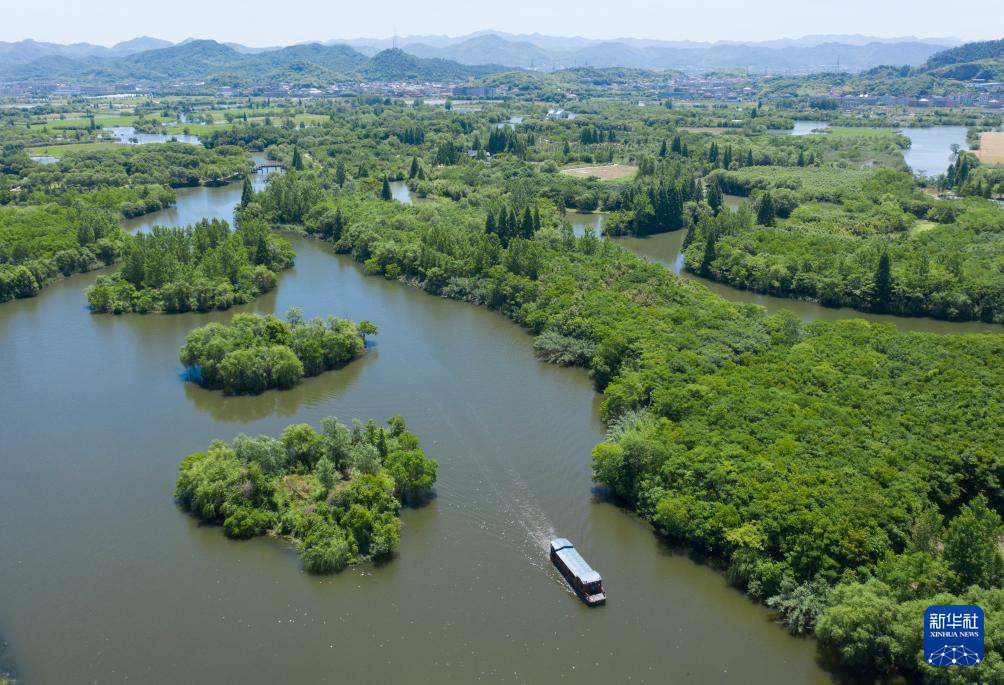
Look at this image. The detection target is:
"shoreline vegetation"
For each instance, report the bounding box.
[175,416,437,574]
[180,309,376,395]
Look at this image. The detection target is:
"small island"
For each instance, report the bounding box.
[180,309,377,395]
[86,217,294,314]
[175,416,437,574]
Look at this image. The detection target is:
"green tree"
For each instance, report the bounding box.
[707,180,724,215]
[240,174,254,209]
[700,232,718,277]
[756,192,775,227]
[384,449,438,503]
[872,252,893,314]
[381,177,392,201]
[944,494,1004,591]
[316,455,338,493]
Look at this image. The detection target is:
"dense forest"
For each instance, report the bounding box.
[87,217,293,313]
[180,309,376,394]
[0,202,123,301]
[175,416,438,573]
[17,142,251,188]
[683,169,1004,322]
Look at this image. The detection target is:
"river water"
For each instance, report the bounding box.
[613,230,1001,334]
[0,178,832,682]
[898,126,968,178]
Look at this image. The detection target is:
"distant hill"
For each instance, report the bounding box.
[761,37,1004,98]
[359,48,503,81]
[921,39,1004,80]
[122,40,246,79]
[399,35,950,72]
[0,32,961,77]
[0,40,504,85]
[403,35,553,69]
[333,31,955,72]
[109,36,173,55]
[926,39,1004,68]
[0,37,171,64]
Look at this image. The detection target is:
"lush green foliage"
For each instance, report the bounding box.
[175,416,438,573]
[0,141,253,303]
[0,203,124,302]
[86,217,293,313]
[683,169,1004,322]
[17,142,251,189]
[15,93,997,680]
[180,309,375,394]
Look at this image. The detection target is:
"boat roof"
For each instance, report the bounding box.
[551,539,602,584]
[550,538,573,552]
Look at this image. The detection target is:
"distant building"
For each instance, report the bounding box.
[546,108,577,120]
[452,86,496,98]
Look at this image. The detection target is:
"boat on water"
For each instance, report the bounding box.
[550,538,606,605]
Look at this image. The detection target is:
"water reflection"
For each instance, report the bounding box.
[566,211,603,237]
[388,180,413,204]
[182,348,376,423]
[0,195,834,685]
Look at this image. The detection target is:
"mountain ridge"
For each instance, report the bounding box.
[0,40,503,84]
[0,31,962,73]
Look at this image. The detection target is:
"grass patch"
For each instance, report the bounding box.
[27,142,125,156]
[560,163,638,181]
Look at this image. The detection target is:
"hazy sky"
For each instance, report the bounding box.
[2,0,1000,46]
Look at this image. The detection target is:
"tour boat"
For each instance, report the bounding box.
[550,538,606,605]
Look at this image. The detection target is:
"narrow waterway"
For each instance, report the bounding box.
[0,177,832,683]
[614,229,1001,334]
[561,211,1000,334]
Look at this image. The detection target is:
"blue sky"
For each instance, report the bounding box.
[2,0,999,46]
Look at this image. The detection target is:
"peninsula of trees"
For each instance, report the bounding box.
[86,217,293,313]
[180,309,376,394]
[175,416,438,573]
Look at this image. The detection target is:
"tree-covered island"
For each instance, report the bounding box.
[175,416,437,573]
[180,309,377,394]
